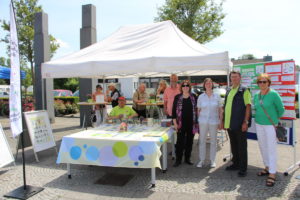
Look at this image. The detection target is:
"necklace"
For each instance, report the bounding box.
[259,88,270,104]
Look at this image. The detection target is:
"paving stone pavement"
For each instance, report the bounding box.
[0,115,300,200]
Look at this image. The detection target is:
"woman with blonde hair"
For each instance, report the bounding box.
[254,73,284,187]
[157,80,168,96]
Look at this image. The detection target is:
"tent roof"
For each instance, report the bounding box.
[42,20,231,78]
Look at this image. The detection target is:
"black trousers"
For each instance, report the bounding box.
[176,125,194,162]
[133,108,146,118]
[227,129,248,172]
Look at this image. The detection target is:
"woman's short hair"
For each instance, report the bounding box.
[203,78,214,91]
[179,80,191,93]
[256,73,271,86]
[96,84,102,89]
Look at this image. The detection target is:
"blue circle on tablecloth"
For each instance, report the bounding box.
[129,146,143,162]
[134,162,139,166]
[138,142,156,154]
[83,144,87,149]
[99,146,118,166]
[85,146,99,161]
[70,146,81,160]
[138,155,144,161]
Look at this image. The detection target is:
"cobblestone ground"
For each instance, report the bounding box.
[0,115,300,200]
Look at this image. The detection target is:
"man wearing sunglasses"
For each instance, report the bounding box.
[222,71,252,177]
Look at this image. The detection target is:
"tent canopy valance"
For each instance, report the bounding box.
[42,20,231,79]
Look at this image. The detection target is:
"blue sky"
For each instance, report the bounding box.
[0,0,299,65]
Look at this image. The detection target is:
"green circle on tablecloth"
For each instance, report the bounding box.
[112,142,128,157]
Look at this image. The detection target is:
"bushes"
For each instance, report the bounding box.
[54,96,79,104]
[54,99,78,116]
[54,97,79,116]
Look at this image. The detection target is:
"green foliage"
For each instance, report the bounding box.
[54,78,79,92]
[155,0,225,44]
[21,67,32,95]
[54,99,79,116]
[54,100,66,115]
[54,96,79,104]
[0,0,60,91]
[238,54,256,60]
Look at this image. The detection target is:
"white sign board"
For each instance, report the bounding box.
[0,124,14,168]
[24,110,56,153]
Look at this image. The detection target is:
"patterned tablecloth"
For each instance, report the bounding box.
[57,124,173,169]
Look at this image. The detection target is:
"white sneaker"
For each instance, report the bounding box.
[197,161,203,168]
[210,161,216,168]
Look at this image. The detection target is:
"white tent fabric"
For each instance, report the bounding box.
[42,20,231,79]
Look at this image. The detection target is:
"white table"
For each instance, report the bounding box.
[57,124,175,187]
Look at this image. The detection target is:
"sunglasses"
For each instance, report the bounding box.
[258,81,268,84]
[182,84,190,87]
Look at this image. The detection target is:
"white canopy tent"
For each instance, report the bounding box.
[42,20,231,79]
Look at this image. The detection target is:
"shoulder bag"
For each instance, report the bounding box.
[259,94,286,142]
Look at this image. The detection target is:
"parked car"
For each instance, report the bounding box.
[213,87,227,96]
[53,89,73,97]
[0,91,9,98]
[191,85,204,96]
[73,90,79,97]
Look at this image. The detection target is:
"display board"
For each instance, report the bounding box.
[233,63,264,90]
[234,60,296,119]
[247,118,294,146]
[24,110,56,153]
[0,124,14,168]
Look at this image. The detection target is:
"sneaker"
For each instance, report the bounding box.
[196,161,203,168]
[210,161,216,168]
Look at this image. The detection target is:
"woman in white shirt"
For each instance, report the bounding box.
[197,78,223,168]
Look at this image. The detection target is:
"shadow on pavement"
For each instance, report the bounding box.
[204,163,294,199]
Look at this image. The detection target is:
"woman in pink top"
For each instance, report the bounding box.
[92,85,106,126]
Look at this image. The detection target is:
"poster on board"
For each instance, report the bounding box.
[24,110,56,153]
[0,124,14,168]
[247,119,293,146]
[233,63,264,90]
[234,60,296,119]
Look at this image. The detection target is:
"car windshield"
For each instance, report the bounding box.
[53,91,60,96]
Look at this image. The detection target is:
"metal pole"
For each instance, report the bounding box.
[21,132,26,189]
[11,0,27,190]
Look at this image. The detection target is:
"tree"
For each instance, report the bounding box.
[155,0,225,44]
[238,54,256,60]
[54,78,79,92]
[0,0,60,92]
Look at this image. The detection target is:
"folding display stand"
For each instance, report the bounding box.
[284,79,300,176]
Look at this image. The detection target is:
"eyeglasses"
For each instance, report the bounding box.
[258,81,268,84]
[182,84,190,87]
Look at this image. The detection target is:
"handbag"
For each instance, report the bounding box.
[259,96,287,142]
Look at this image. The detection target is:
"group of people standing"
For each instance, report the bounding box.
[163,72,284,187]
[92,71,285,187]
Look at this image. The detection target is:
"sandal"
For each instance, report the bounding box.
[257,169,269,176]
[266,176,276,187]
